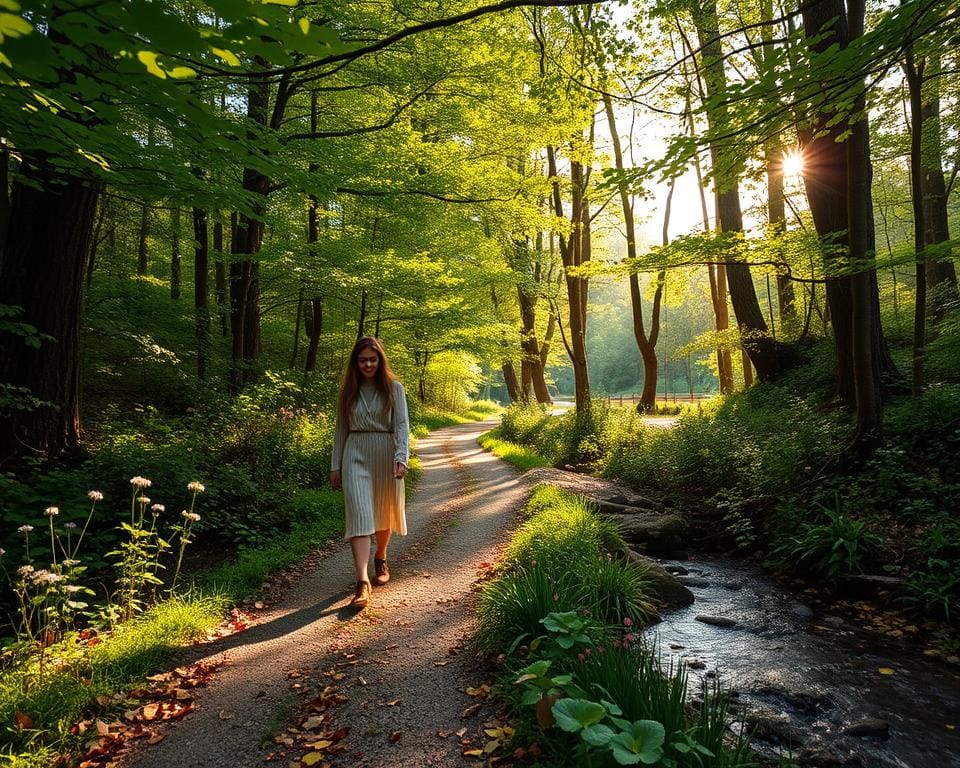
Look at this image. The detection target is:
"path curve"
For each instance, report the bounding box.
[121,419,527,768]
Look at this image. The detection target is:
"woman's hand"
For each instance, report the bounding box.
[394,462,407,479]
[330,469,342,490]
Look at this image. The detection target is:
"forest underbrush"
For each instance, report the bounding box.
[0,364,498,764]
[471,484,760,768]
[490,340,960,652]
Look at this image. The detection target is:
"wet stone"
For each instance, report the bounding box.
[842,718,890,738]
[678,576,711,588]
[663,563,689,576]
[823,616,845,627]
[791,604,815,620]
[721,580,744,591]
[695,615,737,628]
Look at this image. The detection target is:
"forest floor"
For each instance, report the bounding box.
[117,419,525,768]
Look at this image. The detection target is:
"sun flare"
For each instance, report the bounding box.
[781,148,805,177]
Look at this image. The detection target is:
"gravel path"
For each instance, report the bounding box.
[120,419,526,768]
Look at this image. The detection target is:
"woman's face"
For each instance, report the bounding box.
[357,348,380,380]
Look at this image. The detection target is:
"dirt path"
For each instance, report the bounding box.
[121,419,526,768]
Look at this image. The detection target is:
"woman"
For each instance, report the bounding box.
[331,336,409,609]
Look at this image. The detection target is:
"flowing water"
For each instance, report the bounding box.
[643,557,960,767]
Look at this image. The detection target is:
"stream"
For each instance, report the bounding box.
[643,557,960,767]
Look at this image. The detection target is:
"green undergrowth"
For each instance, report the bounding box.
[477,432,551,471]
[493,341,960,635]
[0,412,438,765]
[473,485,756,767]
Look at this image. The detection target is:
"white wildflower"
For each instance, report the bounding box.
[138,496,151,506]
[88,490,104,502]
[18,524,34,534]
[17,565,34,577]
[151,504,165,515]
[45,506,59,517]
[64,522,77,530]
[181,511,201,523]
[130,476,152,489]
[187,481,205,494]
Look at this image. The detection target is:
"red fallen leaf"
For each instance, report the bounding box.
[14,711,34,730]
[514,746,527,760]
[388,730,402,742]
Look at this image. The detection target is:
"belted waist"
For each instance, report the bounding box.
[349,430,393,434]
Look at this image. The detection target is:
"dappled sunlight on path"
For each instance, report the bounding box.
[120,419,527,768]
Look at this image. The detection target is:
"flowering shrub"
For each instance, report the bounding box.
[1,476,205,683]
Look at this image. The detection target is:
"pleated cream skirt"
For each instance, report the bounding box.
[342,432,406,539]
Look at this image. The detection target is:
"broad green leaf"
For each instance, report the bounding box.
[0,11,31,42]
[582,723,615,747]
[551,699,606,733]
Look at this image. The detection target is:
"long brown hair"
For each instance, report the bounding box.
[337,336,397,426]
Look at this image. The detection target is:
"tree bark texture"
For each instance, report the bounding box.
[800,0,894,412]
[171,205,182,300]
[691,0,781,381]
[0,170,99,463]
[214,221,228,338]
[193,206,209,380]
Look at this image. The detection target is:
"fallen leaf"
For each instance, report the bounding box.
[301,752,325,766]
[308,740,332,750]
[142,703,161,721]
[388,730,402,743]
[463,748,483,757]
[484,739,501,754]
[218,710,235,720]
[95,720,111,736]
[14,711,34,730]
[878,667,896,675]
[303,716,326,730]
[254,601,264,609]
[456,728,468,737]
[434,661,449,667]
[385,699,401,707]
[147,733,165,745]
[460,703,483,719]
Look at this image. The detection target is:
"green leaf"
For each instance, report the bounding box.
[582,723,615,747]
[551,699,606,733]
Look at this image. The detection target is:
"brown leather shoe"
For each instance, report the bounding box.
[350,580,371,608]
[373,558,390,586]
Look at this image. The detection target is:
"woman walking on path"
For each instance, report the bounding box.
[331,336,410,609]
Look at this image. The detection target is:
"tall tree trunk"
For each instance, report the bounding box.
[758,0,795,329]
[291,285,304,369]
[357,287,368,340]
[692,0,781,381]
[905,51,926,395]
[0,169,99,463]
[684,89,732,392]
[548,143,592,412]
[502,361,520,403]
[137,200,150,275]
[800,0,894,412]
[604,93,665,412]
[214,221,228,337]
[304,297,322,373]
[193,206,209,380]
[228,74,271,391]
[918,54,958,325]
[847,0,883,448]
[170,205,182,300]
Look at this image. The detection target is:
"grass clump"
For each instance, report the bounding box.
[477,432,550,471]
[473,484,753,767]
[475,485,653,653]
